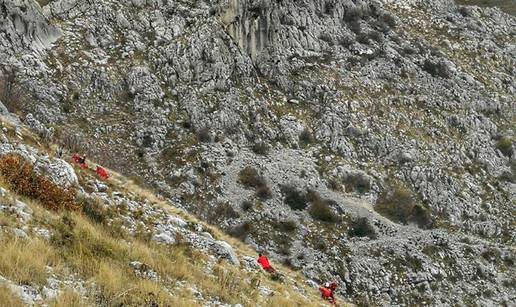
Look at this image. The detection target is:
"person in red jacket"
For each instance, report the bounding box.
[96,166,109,180]
[319,281,338,305]
[257,253,275,273]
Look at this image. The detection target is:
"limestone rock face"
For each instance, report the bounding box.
[0,0,61,55]
[0,0,514,305]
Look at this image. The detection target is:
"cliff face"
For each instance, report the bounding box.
[1,0,515,305]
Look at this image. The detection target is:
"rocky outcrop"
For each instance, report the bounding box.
[0,0,61,55]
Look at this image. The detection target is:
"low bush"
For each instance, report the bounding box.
[299,128,315,146]
[328,178,342,191]
[196,127,212,143]
[241,200,254,211]
[343,174,371,193]
[422,59,452,78]
[238,167,266,188]
[252,142,269,155]
[496,137,513,157]
[309,198,340,223]
[281,185,308,210]
[375,184,433,228]
[368,30,384,43]
[347,19,362,34]
[381,12,397,28]
[255,185,272,200]
[375,184,414,224]
[338,35,354,48]
[229,221,253,240]
[238,167,272,199]
[213,202,240,220]
[0,154,78,211]
[356,32,370,44]
[348,217,377,239]
[274,219,298,232]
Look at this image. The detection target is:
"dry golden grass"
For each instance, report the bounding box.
[0,236,60,286]
[0,285,24,307]
[49,289,89,307]
[0,117,339,306]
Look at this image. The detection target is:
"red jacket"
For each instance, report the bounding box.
[320,287,333,298]
[257,256,271,269]
[96,166,109,180]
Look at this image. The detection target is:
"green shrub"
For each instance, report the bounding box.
[252,142,269,155]
[196,127,212,143]
[274,219,298,232]
[241,200,254,211]
[281,185,308,210]
[343,174,370,193]
[255,185,272,200]
[299,128,315,146]
[309,198,339,223]
[375,185,414,224]
[212,202,240,221]
[496,137,513,157]
[238,167,272,199]
[348,217,377,239]
[238,167,266,188]
[375,184,433,228]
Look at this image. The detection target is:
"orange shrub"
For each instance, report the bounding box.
[0,154,78,211]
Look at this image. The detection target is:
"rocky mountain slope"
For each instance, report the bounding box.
[0,113,329,306]
[0,0,515,306]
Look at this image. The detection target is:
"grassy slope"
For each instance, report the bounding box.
[0,116,339,306]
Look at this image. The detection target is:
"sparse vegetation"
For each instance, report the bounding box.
[78,194,110,224]
[252,141,270,155]
[348,217,377,239]
[0,236,58,286]
[211,202,240,221]
[256,184,273,200]
[299,128,315,146]
[422,59,452,78]
[0,68,22,112]
[241,200,254,211]
[238,167,272,199]
[281,185,308,210]
[342,174,371,193]
[274,219,298,232]
[309,197,340,223]
[196,127,212,143]
[238,167,266,188]
[375,184,433,228]
[229,221,254,240]
[496,137,513,157]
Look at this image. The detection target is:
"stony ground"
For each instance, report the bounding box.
[0,0,515,306]
[0,114,328,306]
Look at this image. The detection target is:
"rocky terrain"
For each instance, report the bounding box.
[0,113,326,306]
[0,0,515,306]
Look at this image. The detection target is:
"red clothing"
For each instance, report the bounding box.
[257,256,272,270]
[96,166,109,180]
[319,286,336,304]
[71,154,81,164]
